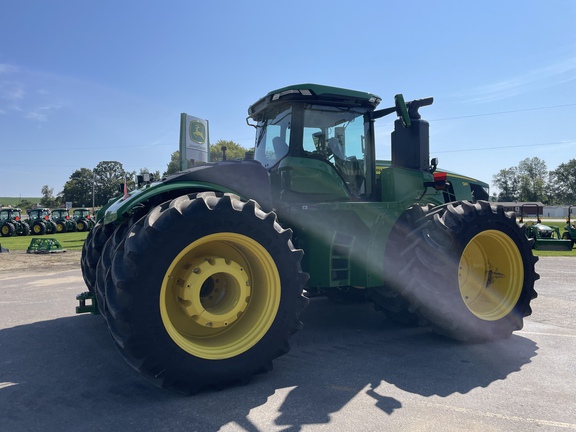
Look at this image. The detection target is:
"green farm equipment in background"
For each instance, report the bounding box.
[0,208,31,237]
[28,208,58,235]
[51,208,78,233]
[72,208,96,232]
[562,205,575,248]
[518,203,573,251]
[27,237,65,254]
[79,84,539,394]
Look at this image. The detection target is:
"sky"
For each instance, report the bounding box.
[1,0,575,198]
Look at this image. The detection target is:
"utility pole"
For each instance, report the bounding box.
[92,171,96,212]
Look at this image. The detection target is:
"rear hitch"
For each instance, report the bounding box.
[76,291,100,314]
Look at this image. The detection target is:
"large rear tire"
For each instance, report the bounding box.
[94,216,143,319]
[46,220,57,234]
[81,221,115,294]
[103,192,309,393]
[382,200,538,342]
[561,231,575,248]
[1,222,15,237]
[20,222,30,236]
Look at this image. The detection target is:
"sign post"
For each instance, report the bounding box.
[179,114,210,171]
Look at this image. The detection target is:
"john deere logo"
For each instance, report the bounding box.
[189,121,206,144]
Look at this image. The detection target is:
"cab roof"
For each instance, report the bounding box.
[248,83,381,119]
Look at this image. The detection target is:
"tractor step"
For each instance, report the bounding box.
[26,238,65,254]
[76,291,99,314]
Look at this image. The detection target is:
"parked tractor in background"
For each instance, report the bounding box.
[27,208,57,235]
[51,208,77,233]
[0,208,31,237]
[562,205,575,248]
[79,84,539,394]
[73,208,95,232]
[518,203,573,251]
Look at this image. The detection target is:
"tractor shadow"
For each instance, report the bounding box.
[0,297,537,432]
[271,297,538,429]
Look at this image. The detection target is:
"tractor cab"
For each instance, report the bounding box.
[0,208,23,222]
[248,84,438,205]
[250,85,375,200]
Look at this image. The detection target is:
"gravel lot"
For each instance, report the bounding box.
[0,249,81,272]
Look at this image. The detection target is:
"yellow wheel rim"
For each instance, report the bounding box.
[458,230,524,321]
[160,233,281,360]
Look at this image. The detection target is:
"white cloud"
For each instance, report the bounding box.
[0,80,25,101]
[0,63,19,75]
[454,54,576,104]
[0,63,67,122]
[25,103,64,122]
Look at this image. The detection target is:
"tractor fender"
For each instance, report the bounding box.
[102,160,273,225]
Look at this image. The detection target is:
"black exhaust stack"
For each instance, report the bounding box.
[391,97,434,172]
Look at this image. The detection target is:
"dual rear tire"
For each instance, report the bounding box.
[81,192,308,393]
[372,200,539,341]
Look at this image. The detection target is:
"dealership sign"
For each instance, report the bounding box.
[179,114,210,170]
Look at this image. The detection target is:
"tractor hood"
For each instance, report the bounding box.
[103,160,273,224]
[163,160,273,208]
[533,223,553,233]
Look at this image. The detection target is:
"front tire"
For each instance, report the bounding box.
[383,201,539,342]
[103,192,309,393]
[32,221,46,235]
[76,219,88,232]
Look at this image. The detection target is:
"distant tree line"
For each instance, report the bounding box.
[492,157,576,205]
[22,145,576,209]
[35,140,249,208]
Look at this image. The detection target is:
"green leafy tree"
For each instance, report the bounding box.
[17,199,34,210]
[93,161,132,206]
[39,185,60,208]
[548,159,576,205]
[210,140,248,161]
[492,167,519,202]
[517,157,548,202]
[164,141,249,177]
[493,157,549,203]
[61,168,94,207]
[164,151,180,176]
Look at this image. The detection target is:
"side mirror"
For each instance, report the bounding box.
[394,94,411,127]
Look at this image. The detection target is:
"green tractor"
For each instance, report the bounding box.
[51,208,77,233]
[27,208,58,235]
[72,208,95,232]
[79,84,539,394]
[0,208,31,237]
[518,203,573,251]
[562,205,575,248]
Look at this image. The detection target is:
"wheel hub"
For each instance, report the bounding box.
[175,256,251,329]
[458,229,523,321]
